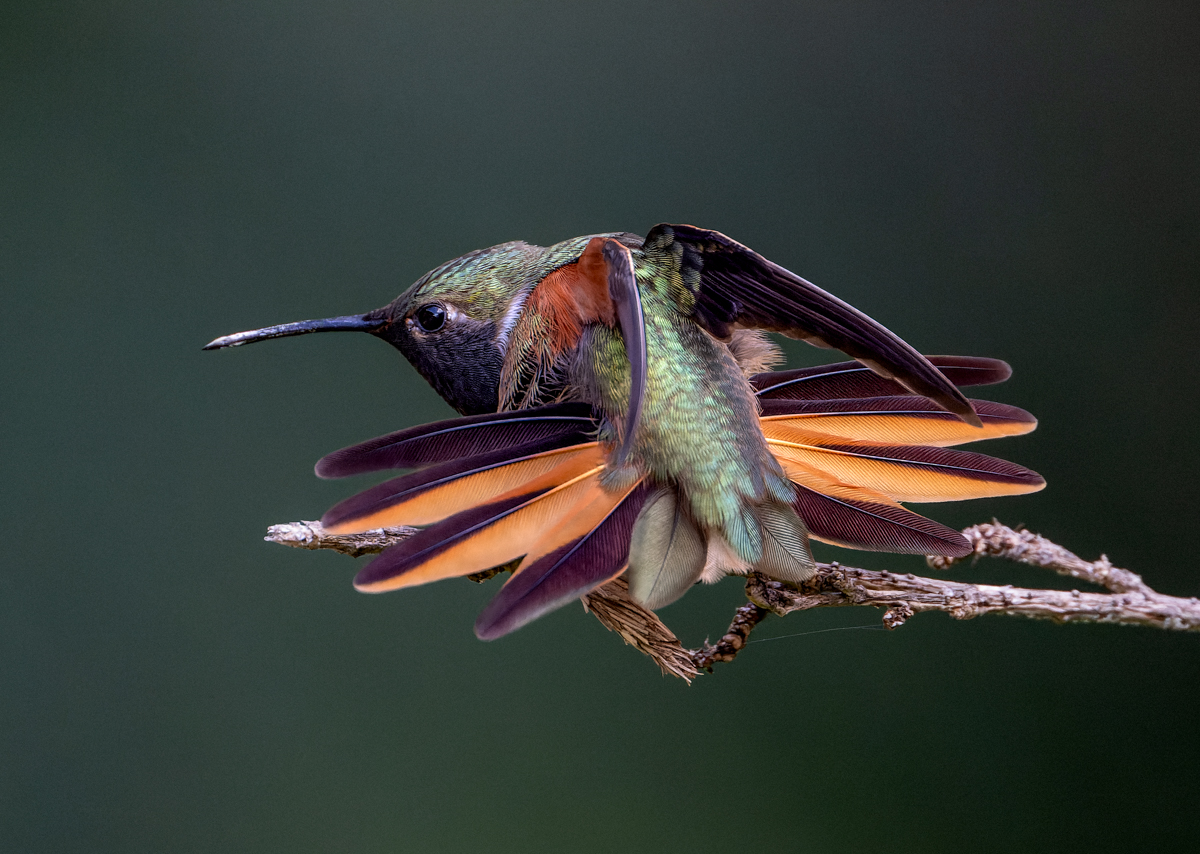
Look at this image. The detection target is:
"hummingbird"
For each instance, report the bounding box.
[206,224,1043,638]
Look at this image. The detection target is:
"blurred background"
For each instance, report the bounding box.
[3,2,1198,851]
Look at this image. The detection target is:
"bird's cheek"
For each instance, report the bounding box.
[405,326,504,415]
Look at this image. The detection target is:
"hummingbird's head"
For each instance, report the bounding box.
[204,237,633,415]
[363,241,549,414]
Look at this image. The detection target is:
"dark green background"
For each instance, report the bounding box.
[4,3,1198,852]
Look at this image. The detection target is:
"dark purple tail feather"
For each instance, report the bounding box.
[793,486,971,557]
[759,395,1036,426]
[316,403,595,478]
[321,437,590,530]
[811,443,1045,489]
[353,492,544,590]
[474,484,650,640]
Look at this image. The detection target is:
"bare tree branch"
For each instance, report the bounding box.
[265,520,1200,680]
[266,521,418,558]
[928,522,1155,594]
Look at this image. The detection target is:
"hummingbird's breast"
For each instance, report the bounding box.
[575,286,793,545]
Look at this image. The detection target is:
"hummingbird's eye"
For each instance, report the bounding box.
[414,303,447,332]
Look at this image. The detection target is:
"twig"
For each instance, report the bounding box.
[580,576,700,681]
[690,603,770,672]
[266,521,417,558]
[265,520,1200,680]
[929,521,1153,594]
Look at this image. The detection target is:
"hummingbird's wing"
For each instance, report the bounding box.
[642,224,982,426]
[752,356,1012,401]
[599,239,646,471]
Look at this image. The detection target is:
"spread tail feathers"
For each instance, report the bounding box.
[319,355,1042,631]
[765,427,1044,503]
[759,396,1035,447]
[316,403,596,478]
[352,459,608,592]
[475,481,648,639]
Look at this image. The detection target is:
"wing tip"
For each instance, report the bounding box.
[938,390,984,428]
[924,355,1013,385]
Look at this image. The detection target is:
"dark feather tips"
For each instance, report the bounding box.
[793,486,971,557]
[316,403,595,478]
[474,484,649,640]
[759,395,1035,426]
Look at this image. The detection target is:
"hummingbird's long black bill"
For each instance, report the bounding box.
[202,314,387,350]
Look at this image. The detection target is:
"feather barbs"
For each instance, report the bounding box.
[323,443,603,534]
[759,397,1036,447]
[767,429,1045,503]
[498,238,619,409]
[352,460,608,593]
